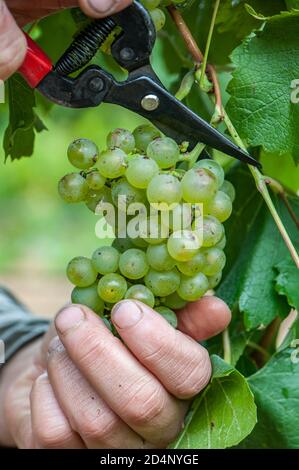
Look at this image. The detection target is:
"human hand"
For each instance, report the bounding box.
[0,296,230,449]
[0,0,132,80]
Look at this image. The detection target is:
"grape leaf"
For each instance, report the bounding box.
[217,165,299,330]
[170,355,256,449]
[286,0,299,9]
[226,11,299,164]
[3,75,46,161]
[275,260,299,311]
[239,345,299,448]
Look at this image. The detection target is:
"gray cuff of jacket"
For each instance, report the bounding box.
[0,288,50,365]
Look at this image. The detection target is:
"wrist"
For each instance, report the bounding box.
[0,338,42,447]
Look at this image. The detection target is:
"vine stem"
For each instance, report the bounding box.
[200,0,220,89]
[223,328,231,364]
[167,6,224,125]
[223,111,299,269]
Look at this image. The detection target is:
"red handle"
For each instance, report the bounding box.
[19,33,53,88]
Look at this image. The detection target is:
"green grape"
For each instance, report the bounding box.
[133,125,161,152]
[176,250,205,276]
[155,306,178,328]
[58,173,89,203]
[139,216,168,245]
[167,230,200,262]
[126,156,159,189]
[181,168,218,203]
[112,237,134,253]
[161,292,187,310]
[147,137,179,169]
[71,283,104,314]
[106,128,135,154]
[97,273,127,303]
[119,248,149,279]
[193,215,224,248]
[92,246,119,275]
[205,190,233,222]
[111,178,146,211]
[150,8,166,31]
[161,203,192,232]
[141,0,161,10]
[220,180,236,202]
[201,247,226,276]
[67,138,99,170]
[215,232,226,249]
[208,271,223,289]
[146,243,176,271]
[85,186,112,213]
[67,257,98,287]
[125,284,155,308]
[194,159,225,187]
[86,170,106,191]
[147,174,182,208]
[177,272,209,301]
[144,268,180,297]
[97,148,127,179]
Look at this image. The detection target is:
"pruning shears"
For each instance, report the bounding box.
[18,1,260,168]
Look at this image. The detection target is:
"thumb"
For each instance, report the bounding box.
[177,295,232,342]
[78,0,132,17]
[0,0,26,80]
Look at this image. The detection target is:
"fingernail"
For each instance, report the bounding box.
[112,300,143,328]
[87,0,117,14]
[48,336,65,356]
[55,306,85,334]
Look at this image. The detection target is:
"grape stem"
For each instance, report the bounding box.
[200,0,221,90]
[222,328,231,364]
[169,5,299,269]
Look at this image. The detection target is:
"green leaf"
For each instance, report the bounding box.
[275,260,299,311]
[4,76,38,160]
[286,0,299,9]
[240,346,299,448]
[217,165,299,330]
[227,11,299,164]
[170,355,257,449]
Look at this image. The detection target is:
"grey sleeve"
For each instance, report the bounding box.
[0,287,50,365]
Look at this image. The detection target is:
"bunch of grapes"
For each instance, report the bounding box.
[58,124,235,329]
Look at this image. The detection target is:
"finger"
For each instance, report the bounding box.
[111,301,212,400]
[31,371,85,449]
[0,0,26,80]
[78,0,132,18]
[54,305,185,447]
[177,296,232,342]
[47,336,145,449]
[4,365,38,448]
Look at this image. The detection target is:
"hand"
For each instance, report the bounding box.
[0,296,230,448]
[0,0,132,80]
